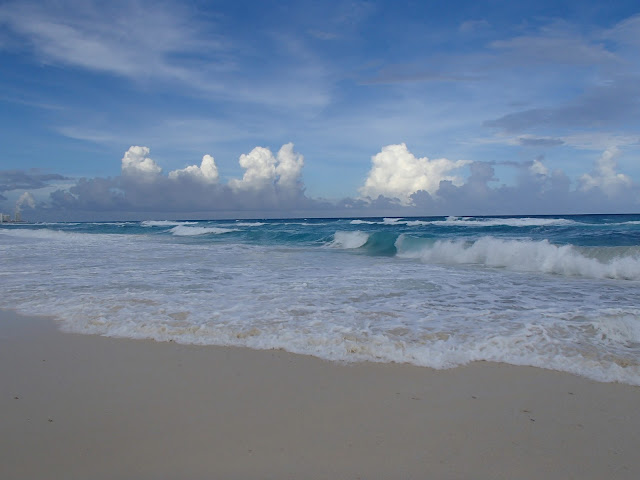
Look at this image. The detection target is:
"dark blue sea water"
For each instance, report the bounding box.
[1,214,639,384]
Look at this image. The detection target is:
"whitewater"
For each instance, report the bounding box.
[1,214,639,384]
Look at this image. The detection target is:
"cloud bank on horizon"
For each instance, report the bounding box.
[1,0,640,219]
[2,142,636,220]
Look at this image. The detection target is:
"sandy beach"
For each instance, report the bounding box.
[1,309,639,480]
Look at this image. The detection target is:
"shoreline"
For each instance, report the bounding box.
[2,309,639,479]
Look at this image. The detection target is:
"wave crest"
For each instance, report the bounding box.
[396,236,640,280]
[141,220,198,227]
[329,231,370,249]
[170,226,238,236]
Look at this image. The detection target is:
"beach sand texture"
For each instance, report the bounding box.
[2,309,639,480]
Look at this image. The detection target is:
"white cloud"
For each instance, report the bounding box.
[275,143,304,190]
[560,133,640,151]
[229,143,304,192]
[579,147,632,195]
[529,159,549,177]
[0,1,331,110]
[169,155,219,184]
[603,14,640,49]
[116,143,301,192]
[0,1,214,79]
[359,143,469,204]
[229,147,277,191]
[459,19,490,33]
[16,191,36,211]
[489,23,618,66]
[121,146,162,178]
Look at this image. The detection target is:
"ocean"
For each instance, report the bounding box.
[1,214,639,384]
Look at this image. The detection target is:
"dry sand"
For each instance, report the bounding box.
[1,309,639,480]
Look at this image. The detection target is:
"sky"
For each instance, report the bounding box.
[1,0,639,220]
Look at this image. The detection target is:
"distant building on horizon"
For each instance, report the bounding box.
[0,212,24,223]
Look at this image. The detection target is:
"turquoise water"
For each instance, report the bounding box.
[1,214,639,383]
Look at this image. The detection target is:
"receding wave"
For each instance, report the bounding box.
[170,226,238,236]
[0,228,94,241]
[396,235,640,280]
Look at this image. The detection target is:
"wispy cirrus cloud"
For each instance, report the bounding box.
[517,136,565,147]
[484,78,640,133]
[488,23,619,67]
[0,0,331,110]
[0,0,222,79]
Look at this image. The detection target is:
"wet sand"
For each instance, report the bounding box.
[1,309,639,480]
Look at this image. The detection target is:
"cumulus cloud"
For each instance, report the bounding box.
[579,147,632,195]
[121,146,162,178]
[15,191,36,212]
[169,155,219,183]
[275,143,304,190]
[529,158,550,177]
[359,143,469,204]
[229,147,277,191]
[229,142,304,192]
[40,142,312,219]
[6,143,639,221]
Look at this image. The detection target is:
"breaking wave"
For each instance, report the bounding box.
[436,216,577,227]
[141,220,198,227]
[397,235,640,280]
[350,216,578,227]
[329,231,370,249]
[170,226,238,236]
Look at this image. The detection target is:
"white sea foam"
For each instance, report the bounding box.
[0,228,100,242]
[35,222,81,226]
[170,225,238,236]
[403,220,431,226]
[434,217,577,227]
[351,218,431,226]
[350,219,377,225]
[234,222,266,227]
[141,220,198,227]
[613,220,640,225]
[329,231,370,249]
[284,222,328,226]
[2,220,639,386]
[87,222,132,226]
[352,217,574,227]
[590,311,640,346]
[396,236,640,280]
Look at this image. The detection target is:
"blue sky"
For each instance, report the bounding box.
[1,0,639,219]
